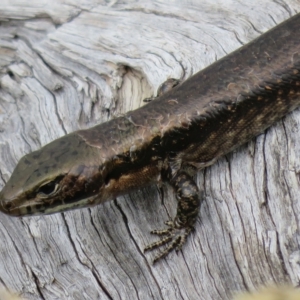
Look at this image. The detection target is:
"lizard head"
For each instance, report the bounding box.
[0,119,160,217]
[0,132,106,216]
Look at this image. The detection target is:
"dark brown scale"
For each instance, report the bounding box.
[1,14,300,263]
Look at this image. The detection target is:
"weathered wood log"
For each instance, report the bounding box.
[0,1,299,299]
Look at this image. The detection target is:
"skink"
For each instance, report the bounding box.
[1,13,300,263]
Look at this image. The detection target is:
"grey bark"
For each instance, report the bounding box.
[0,1,299,299]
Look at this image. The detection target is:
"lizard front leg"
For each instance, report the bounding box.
[144,170,201,264]
[143,78,181,102]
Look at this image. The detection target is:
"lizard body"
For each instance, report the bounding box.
[1,13,300,262]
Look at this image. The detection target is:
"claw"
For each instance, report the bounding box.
[165,220,174,227]
[150,229,171,235]
[144,235,172,252]
[176,227,191,251]
[149,220,175,235]
[150,228,172,235]
[144,221,194,264]
[153,236,181,264]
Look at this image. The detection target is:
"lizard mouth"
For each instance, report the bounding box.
[0,188,100,216]
[40,194,99,215]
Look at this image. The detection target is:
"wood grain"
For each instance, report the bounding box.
[0,1,299,299]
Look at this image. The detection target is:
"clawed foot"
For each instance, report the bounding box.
[143,78,181,103]
[144,220,193,264]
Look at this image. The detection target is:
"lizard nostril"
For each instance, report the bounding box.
[3,202,13,211]
[0,199,18,216]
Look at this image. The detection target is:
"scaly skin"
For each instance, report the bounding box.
[1,13,300,263]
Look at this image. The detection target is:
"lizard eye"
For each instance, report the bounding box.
[37,180,60,198]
